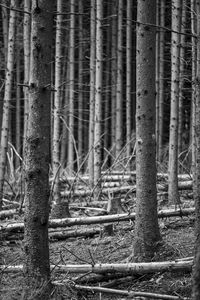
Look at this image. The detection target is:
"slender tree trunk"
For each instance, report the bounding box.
[115,0,123,159]
[133,0,161,262]
[23,1,53,298]
[51,0,70,218]
[78,0,84,170]
[94,0,103,199]
[156,0,160,159]
[168,0,181,204]
[178,1,186,156]
[191,0,197,181]
[111,0,117,159]
[52,0,62,204]
[23,0,31,148]
[88,0,96,186]
[192,3,200,298]
[0,0,16,210]
[16,38,21,168]
[126,0,132,170]
[1,0,8,67]
[60,65,69,166]
[67,0,75,175]
[158,0,165,162]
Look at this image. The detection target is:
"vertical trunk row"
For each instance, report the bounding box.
[88,0,96,186]
[126,0,132,169]
[78,0,84,171]
[192,3,200,299]
[111,0,117,158]
[115,0,123,159]
[168,0,181,204]
[94,0,103,198]
[23,0,31,146]
[158,0,165,162]
[67,0,75,175]
[0,0,16,210]
[178,1,186,155]
[134,0,160,261]
[23,1,53,298]
[52,0,62,206]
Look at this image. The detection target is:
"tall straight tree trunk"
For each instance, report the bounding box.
[88,0,96,186]
[16,37,21,168]
[78,0,84,170]
[23,0,31,147]
[23,1,53,298]
[51,0,70,218]
[191,0,197,180]
[126,0,132,169]
[111,0,117,159]
[52,0,62,205]
[0,0,16,210]
[94,0,103,198]
[133,0,160,262]
[1,0,8,67]
[67,0,75,175]
[115,0,123,159]
[168,0,181,204]
[158,0,165,162]
[178,1,186,155]
[155,0,160,159]
[192,3,200,299]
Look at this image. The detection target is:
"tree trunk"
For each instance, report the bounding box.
[0,0,16,210]
[23,1,54,298]
[192,2,200,299]
[168,0,181,204]
[111,0,117,160]
[88,0,96,186]
[158,0,165,162]
[67,0,75,175]
[78,0,84,171]
[52,0,62,208]
[126,0,132,170]
[94,0,103,199]
[115,0,123,160]
[178,1,186,156]
[133,0,161,262]
[23,0,31,148]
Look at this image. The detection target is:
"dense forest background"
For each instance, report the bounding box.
[1,0,200,299]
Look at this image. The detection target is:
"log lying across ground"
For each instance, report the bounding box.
[70,284,188,300]
[0,208,195,234]
[61,180,193,198]
[0,258,193,274]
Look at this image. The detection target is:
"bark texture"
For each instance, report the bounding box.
[23,1,53,298]
[133,0,161,262]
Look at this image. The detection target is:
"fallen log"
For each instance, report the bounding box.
[70,283,188,300]
[0,208,195,234]
[0,259,193,275]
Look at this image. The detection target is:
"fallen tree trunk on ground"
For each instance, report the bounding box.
[0,258,193,275]
[0,208,195,234]
[70,283,189,300]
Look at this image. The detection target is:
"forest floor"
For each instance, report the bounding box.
[0,194,195,300]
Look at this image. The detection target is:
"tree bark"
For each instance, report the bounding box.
[88,0,96,186]
[0,0,16,210]
[192,2,200,299]
[23,1,54,298]
[93,0,103,199]
[67,0,75,175]
[133,0,161,261]
[168,0,181,204]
